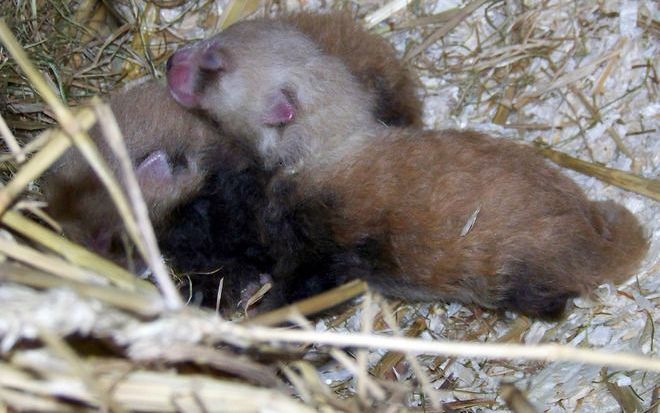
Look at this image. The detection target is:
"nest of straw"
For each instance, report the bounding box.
[0,0,658,412]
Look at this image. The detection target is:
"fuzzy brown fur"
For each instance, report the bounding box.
[42,80,219,255]
[43,12,423,253]
[167,19,649,317]
[293,129,648,316]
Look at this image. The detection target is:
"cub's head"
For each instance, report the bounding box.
[167,20,375,169]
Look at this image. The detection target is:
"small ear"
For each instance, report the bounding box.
[136,150,174,188]
[263,90,296,127]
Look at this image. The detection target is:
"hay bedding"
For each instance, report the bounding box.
[0,0,658,411]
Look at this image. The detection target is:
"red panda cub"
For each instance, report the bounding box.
[41,80,273,310]
[42,80,216,258]
[43,12,425,311]
[166,19,648,318]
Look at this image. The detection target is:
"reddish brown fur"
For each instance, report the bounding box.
[167,20,649,317]
[294,130,648,315]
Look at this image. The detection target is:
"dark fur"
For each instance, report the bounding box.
[166,19,649,318]
[41,83,275,309]
[158,148,273,308]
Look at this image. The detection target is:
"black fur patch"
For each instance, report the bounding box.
[499,261,579,319]
[158,160,379,312]
[158,160,272,310]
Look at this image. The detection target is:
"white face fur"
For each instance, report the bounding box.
[167,20,376,169]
